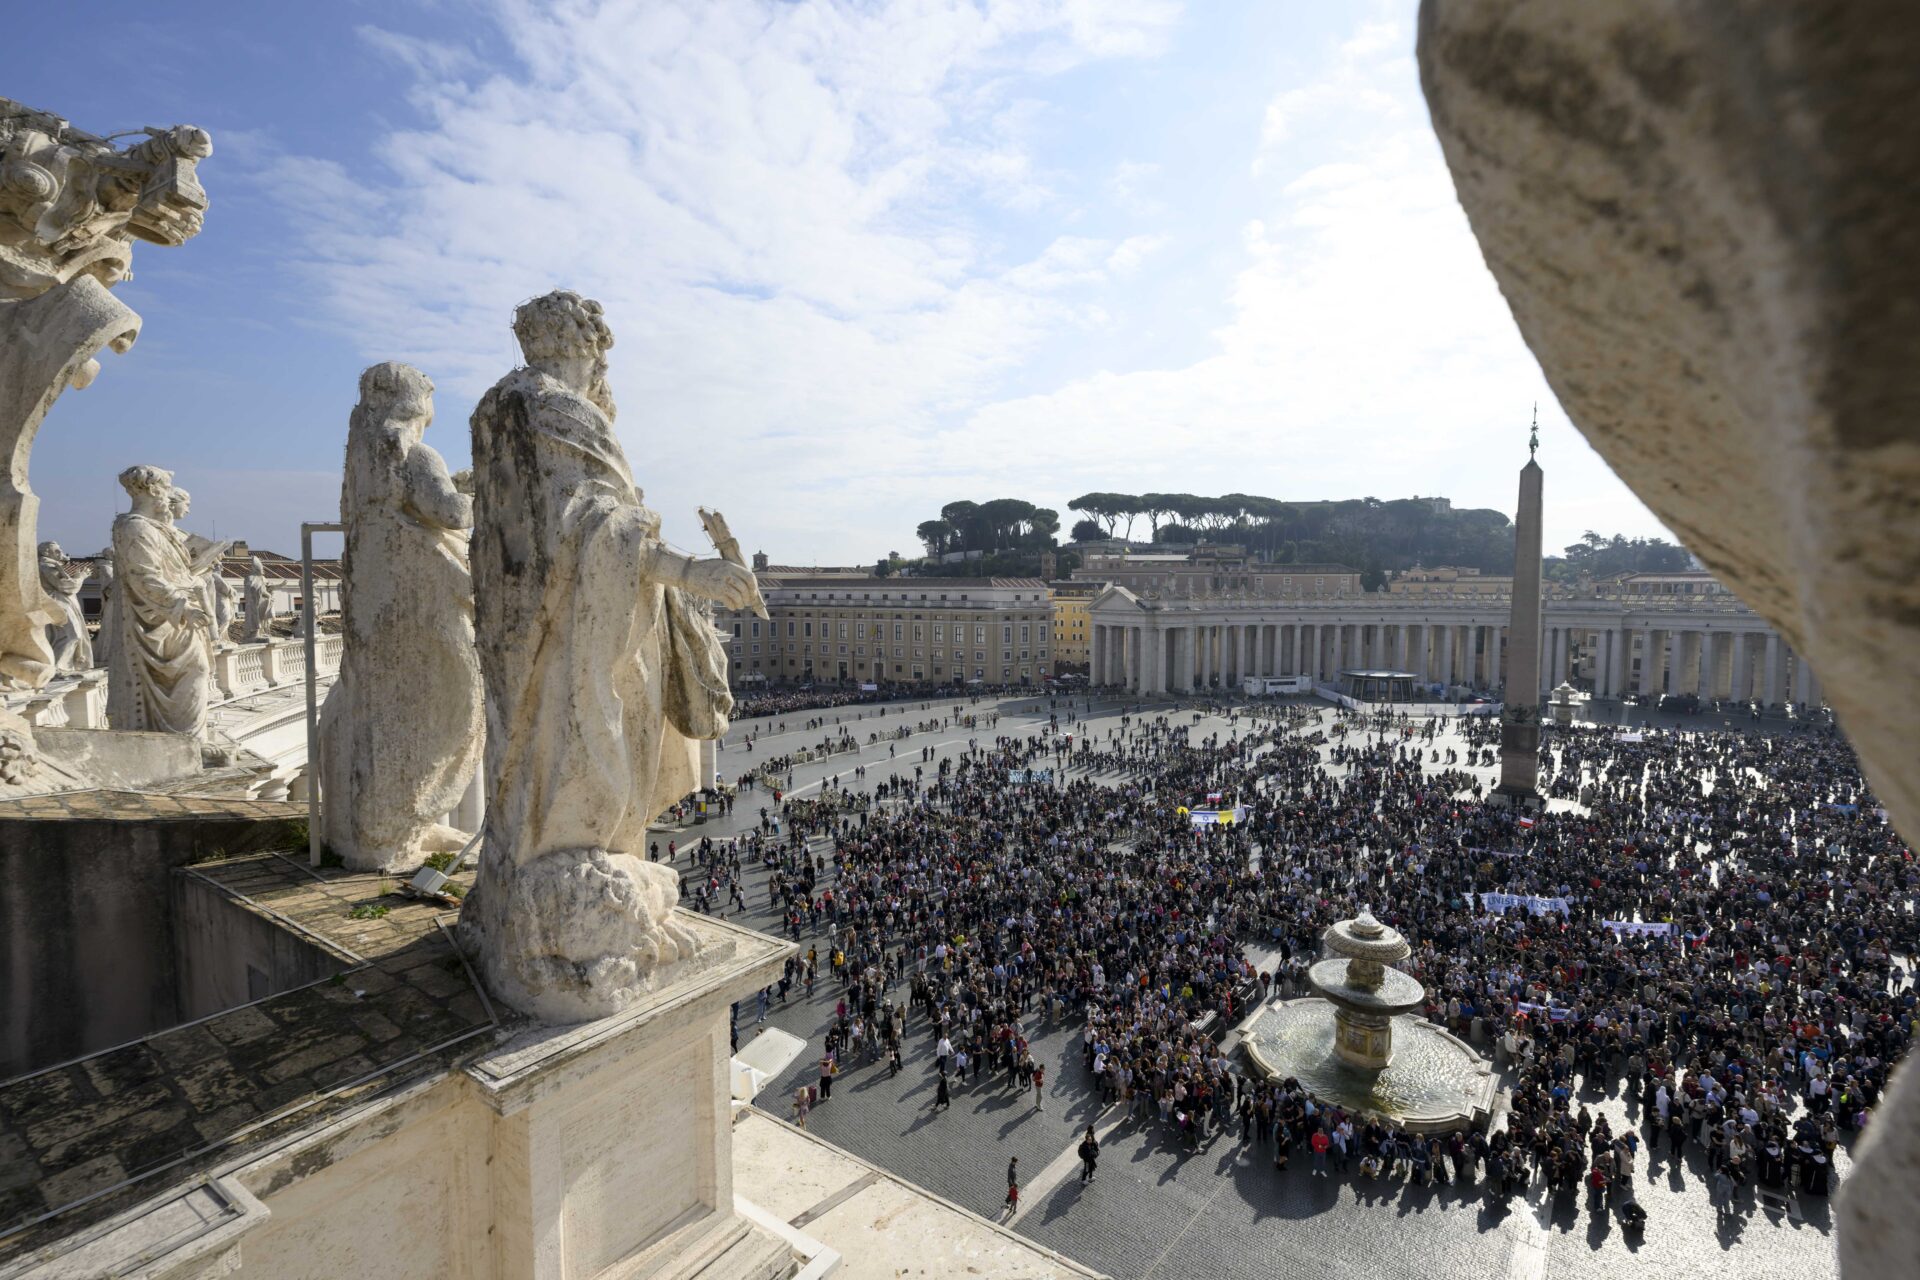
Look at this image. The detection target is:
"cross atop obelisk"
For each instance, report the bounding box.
[1497,411,1544,803]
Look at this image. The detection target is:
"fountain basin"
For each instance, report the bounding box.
[1244,998,1500,1134]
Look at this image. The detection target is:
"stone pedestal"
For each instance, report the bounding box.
[465,913,796,1280]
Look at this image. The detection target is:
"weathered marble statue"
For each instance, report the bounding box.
[460,289,762,1023]
[166,487,232,647]
[242,555,275,641]
[35,541,91,672]
[108,465,224,737]
[0,99,210,689]
[317,362,484,872]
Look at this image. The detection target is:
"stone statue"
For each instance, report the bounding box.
[107,465,220,737]
[242,555,275,640]
[165,487,233,647]
[459,289,761,1023]
[317,362,484,872]
[0,99,210,689]
[35,541,91,672]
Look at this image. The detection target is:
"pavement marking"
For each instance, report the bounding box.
[1008,1101,1129,1227]
[788,1169,887,1229]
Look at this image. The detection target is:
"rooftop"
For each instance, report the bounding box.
[0,846,493,1263]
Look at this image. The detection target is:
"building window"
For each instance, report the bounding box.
[732,622,742,638]
[751,621,761,639]
[787,621,796,637]
[894,623,904,642]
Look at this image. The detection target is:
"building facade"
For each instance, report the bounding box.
[1074,545,1361,598]
[1086,585,1820,706]
[1049,580,1095,674]
[714,574,1054,687]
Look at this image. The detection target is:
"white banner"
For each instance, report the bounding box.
[1480,891,1570,916]
[1602,919,1673,937]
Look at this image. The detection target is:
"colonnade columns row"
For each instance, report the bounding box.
[1730,633,1750,701]
[1695,634,1716,699]
[1438,624,1455,688]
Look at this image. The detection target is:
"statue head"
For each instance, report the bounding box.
[251,555,265,576]
[513,289,615,418]
[119,464,174,518]
[168,487,191,522]
[355,361,435,441]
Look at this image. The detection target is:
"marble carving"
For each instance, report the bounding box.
[242,556,275,641]
[35,541,91,673]
[459,289,762,1023]
[317,362,484,872]
[0,98,210,689]
[107,465,224,737]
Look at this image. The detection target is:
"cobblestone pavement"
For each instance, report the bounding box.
[691,694,1845,1280]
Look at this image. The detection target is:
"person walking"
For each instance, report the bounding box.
[1004,1157,1020,1218]
[933,1071,951,1111]
[1032,1061,1046,1110]
[1078,1127,1100,1183]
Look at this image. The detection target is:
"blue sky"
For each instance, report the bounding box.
[11,0,1669,565]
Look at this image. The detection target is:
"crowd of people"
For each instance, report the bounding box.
[684,692,1914,1232]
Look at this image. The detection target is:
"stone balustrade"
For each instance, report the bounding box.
[0,670,109,729]
[3,637,344,732]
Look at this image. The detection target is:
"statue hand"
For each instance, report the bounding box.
[683,558,758,609]
[171,597,212,630]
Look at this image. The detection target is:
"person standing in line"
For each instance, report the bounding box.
[1079,1127,1100,1183]
[818,1053,835,1102]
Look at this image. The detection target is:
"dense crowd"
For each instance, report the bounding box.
[682,696,1915,1227]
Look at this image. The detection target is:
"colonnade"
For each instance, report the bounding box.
[1090,612,1818,705]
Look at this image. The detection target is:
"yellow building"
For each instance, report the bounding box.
[1049,580,1095,673]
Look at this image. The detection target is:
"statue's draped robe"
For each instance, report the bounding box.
[317,420,483,868]
[469,369,731,866]
[108,512,209,734]
[41,561,91,672]
[243,572,271,640]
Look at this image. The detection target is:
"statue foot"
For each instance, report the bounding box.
[460,845,705,1025]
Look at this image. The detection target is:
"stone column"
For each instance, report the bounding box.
[1730,632,1750,701]
[1664,630,1683,695]
[1499,456,1545,798]
[1696,633,1716,698]
[1329,624,1344,679]
[1608,627,1628,698]
[1090,624,1105,685]
[1764,632,1783,705]
[1439,624,1455,687]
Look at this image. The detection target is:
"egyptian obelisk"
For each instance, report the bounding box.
[1496,413,1544,801]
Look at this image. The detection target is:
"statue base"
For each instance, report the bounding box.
[464,912,799,1280]
[460,844,709,1026]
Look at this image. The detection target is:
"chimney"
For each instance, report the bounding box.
[752,550,769,571]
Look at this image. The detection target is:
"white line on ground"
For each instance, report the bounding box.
[1008,1099,1130,1227]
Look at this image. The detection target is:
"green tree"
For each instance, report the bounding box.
[1070,518,1105,542]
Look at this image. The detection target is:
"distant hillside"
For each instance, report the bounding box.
[893,491,1687,589]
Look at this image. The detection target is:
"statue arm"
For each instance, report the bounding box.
[639,543,758,611]
[400,445,473,532]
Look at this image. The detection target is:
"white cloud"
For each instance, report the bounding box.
[265,0,1180,556]
[255,0,1662,563]
[938,10,1668,555]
